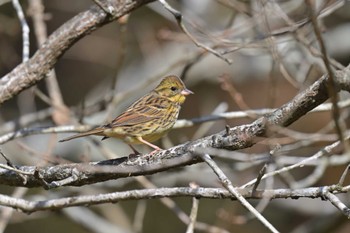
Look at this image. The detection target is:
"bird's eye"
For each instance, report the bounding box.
[170,86,177,91]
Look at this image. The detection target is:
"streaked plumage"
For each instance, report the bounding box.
[59,75,193,154]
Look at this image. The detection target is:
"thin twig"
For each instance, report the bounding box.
[252,164,267,194]
[290,158,328,189]
[12,0,37,116]
[0,150,14,167]
[186,196,199,233]
[338,164,350,186]
[306,0,346,149]
[322,187,350,218]
[0,163,33,176]
[198,153,279,233]
[158,0,232,64]
[0,151,33,176]
[12,0,30,62]
[0,187,27,232]
[241,137,343,188]
[260,1,300,89]
[270,1,344,70]
[29,0,70,125]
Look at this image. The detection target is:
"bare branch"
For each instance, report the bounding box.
[0,186,348,214]
[158,0,232,64]
[0,188,27,232]
[186,196,199,233]
[338,164,350,186]
[29,0,70,125]
[198,153,279,233]
[0,64,350,188]
[0,0,155,105]
[306,0,346,148]
[322,187,350,218]
[12,0,30,62]
[241,135,343,189]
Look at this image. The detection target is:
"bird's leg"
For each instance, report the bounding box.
[136,136,162,155]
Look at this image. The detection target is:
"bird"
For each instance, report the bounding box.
[59,75,193,155]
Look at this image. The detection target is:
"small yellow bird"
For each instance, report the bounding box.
[60,75,193,154]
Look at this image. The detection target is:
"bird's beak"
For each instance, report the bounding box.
[181,88,194,96]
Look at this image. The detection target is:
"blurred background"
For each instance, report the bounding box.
[1,0,350,232]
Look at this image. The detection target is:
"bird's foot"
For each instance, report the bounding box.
[149,148,162,156]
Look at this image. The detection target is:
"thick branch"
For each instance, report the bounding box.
[0,65,350,188]
[0,0,155,105]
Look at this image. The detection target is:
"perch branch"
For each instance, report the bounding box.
[0,65,350,187]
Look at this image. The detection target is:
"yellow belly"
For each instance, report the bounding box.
[103,127,171,145]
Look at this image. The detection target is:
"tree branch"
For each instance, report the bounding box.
[0,0,155,105]
[0,186,348,214]
[0,64,350,188]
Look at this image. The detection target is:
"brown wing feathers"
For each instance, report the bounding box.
[59,76,193,148]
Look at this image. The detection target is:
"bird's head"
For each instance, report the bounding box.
[154,75,193,104]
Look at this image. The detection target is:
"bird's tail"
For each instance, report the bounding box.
[59,127,105,142]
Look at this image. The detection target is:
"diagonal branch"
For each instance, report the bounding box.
[29,0,71,125]
[158,0,232,64]
[0,64,350,188]
[306,0,346,147]
[198,153,279,233]
[0,0,155,105]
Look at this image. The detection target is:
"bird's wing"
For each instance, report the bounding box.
[107,104,164,128]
